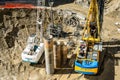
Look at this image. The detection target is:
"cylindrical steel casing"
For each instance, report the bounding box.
[53,41,61,68]
[62,44,68,65]
[44,36,54,74]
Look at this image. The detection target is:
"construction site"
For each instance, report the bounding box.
[0,0,120,80]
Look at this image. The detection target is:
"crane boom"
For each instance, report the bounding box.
[82,0,100,42]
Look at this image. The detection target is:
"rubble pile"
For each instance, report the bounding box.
[74,0,90,8]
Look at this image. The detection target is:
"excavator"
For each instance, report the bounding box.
[74,0,102,75]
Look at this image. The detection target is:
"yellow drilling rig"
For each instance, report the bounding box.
[74,0,102,75]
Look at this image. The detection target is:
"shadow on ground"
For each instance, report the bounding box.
[85,40,120,80]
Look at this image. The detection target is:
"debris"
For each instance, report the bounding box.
[115,22,120,26]
[47,23,63,37]
[67,70,73,79]
[74,0,90,8]
[117,28,120,33]
[64,15,79,27]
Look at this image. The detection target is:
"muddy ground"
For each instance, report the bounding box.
[0,1,120,80]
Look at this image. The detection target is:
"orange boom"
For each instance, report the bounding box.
[0,0,46,8]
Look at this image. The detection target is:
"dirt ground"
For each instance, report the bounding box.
[0,1,120,80]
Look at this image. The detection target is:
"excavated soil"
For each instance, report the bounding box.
[0,1,120,80]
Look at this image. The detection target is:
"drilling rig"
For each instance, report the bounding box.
[74,0,102,75]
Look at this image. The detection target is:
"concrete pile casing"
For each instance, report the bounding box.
[53,41,61,68]
[44,36,54,74]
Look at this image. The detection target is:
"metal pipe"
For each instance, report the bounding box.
[37,0,45,42]
[48,0,54,36]
[44,35,54,74]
